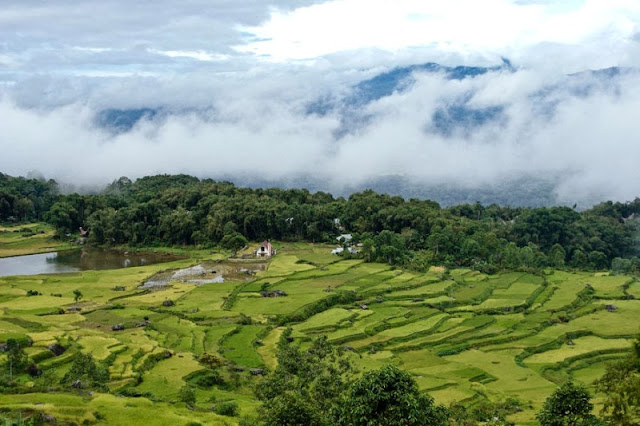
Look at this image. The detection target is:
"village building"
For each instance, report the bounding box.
[256,241,276,258]
[337,234,353,242]
[331,247,359,255]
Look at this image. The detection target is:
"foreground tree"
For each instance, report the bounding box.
[595,339,640,425]
[536,381,601,426]
[333,364,448,426]
[255,333,355,426]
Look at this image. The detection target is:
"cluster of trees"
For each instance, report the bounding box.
[3,173,640,271]
[0,173,59,222]
[254,331,449,426]
[254,331,638,425]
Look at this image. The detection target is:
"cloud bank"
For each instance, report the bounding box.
[2,65,640,205]
[1,0,640,205]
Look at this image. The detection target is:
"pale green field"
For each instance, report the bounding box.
[0,223,71,257]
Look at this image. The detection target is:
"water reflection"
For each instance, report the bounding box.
[0,248,184,277]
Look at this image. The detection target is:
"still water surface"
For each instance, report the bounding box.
[0,248,183,277]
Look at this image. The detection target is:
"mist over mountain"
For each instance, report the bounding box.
[1,0,639,207]
[61,61,635,208]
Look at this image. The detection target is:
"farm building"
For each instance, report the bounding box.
[256,241,276,258]
[336,234,353,242]
[331,247,359,255]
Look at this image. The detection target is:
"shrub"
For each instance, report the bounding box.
[214,401,239,417]
[179,385,196,407]
[195,371,225,388]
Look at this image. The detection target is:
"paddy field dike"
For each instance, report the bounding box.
[0,227,638,424]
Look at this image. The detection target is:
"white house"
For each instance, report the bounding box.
[256,241,276,258]
[336,234,353,242]
[331,247,359,255]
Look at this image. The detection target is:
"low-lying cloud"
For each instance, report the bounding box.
[2,65,640,206]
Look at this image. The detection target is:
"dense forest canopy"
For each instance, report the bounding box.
[2,172,640,273]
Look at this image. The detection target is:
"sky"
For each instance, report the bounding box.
[1,0,640,204]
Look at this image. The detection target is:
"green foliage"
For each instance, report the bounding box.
[198,353,223,369]
[256,336,356,426]
[213,401,239,417]
[60,353,109,391]
[536,382,600,426]
[178,385,196,407]
[193,370,225,388]
[73,289,82,303]
[0,173,59,222]
[261,392,322,426]
[221,232,248,256]
[13,172,637,270]
[4,339,29,379]
[594,341,640,426]
[333,364,448,426]
[374,230,406,265]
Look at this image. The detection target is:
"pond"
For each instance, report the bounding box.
[0,248,184,277]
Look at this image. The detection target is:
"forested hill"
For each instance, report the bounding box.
[2,173,640,273]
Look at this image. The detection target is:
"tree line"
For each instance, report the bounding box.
[3,173,640,272]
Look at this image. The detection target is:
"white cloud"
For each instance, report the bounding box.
[150,50,230,62]
[2,66,640,204]
[237,0,640,68]
[1,0,640,205]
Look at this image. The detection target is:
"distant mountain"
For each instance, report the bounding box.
[224,173,562,208]
[348,58,514,106]
[95,108,162,132]
[94,62,628,138]
[309,61,631,139]
[307,59,514,138]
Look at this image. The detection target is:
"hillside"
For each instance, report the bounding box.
[0,232,638,424]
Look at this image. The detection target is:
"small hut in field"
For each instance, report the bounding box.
[256,241,276,258]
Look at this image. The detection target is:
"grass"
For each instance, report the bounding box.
[0,223,72,258]
[525,336,632,364]
[1,236,639,424]
[220,325,264,368]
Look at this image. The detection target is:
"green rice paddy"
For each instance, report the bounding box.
[0,234,638,424]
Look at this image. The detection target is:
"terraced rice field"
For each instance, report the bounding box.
[0,239,638,424]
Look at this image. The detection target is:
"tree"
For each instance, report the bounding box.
[46,201,79,236]
[334,364,448,426]
[4,339,29,380]
[61,353,109,390]
[588,251,608,270]
[611,257,632,275]
[374,231,406,265]
[262,391,322,426]
[13,197,34,221]
[73,289,83,303]
[536,381,601,426]
[220,232,248,256]
[594,339,640,425]
[198,353,224,369]
[255,333,355,426]
[549,243,567,268]
[361,238,374,263]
